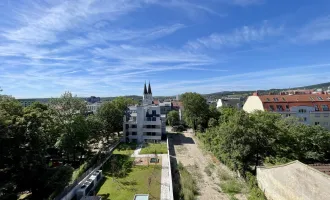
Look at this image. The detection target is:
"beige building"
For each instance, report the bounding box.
[257,160,330,200]
[243,92,330,129]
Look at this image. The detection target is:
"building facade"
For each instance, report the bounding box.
[86,102,103,114]
[123,82,166,143]
[216,97,243,109]
[243,92,330,129]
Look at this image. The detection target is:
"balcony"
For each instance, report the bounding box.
[142,135,161,140]
[143,128,162,133]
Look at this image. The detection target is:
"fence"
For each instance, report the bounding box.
[53,140,121,200]
[166,138,174,200]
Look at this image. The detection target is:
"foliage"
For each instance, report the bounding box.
[113,143,137,155]
[208,118,218,128]
[220,179,243,194]
[167,110,180,126]
[140,143,167,154]
[199,108,330,174]
[181,92,209,131]
[246,172,266,200]
[177,162,198,200]
[97,101,123,141]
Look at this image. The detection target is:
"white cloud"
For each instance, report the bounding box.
[186,22,283,50]
[297,16,330,43]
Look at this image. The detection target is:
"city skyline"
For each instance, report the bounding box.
[2,0,330,98]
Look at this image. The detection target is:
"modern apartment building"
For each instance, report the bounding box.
[123,82,166,143]
[86,102,103,114]
[243,92,330,129]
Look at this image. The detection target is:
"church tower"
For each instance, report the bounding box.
[143,81,153,105]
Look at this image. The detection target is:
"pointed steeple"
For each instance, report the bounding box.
[144,81,148,94]
[148,81,152,94]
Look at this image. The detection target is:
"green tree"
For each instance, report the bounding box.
[111,97,136,114]
[181,92,209,131]
[97,101,123,141]
[167,110,180,126]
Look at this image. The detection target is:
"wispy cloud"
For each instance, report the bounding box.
[296,16,330,43]
[186,21,283,50]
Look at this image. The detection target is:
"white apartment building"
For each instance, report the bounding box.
[86,102,103,114]
[123,82,166,143]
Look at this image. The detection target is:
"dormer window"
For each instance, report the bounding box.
[317,97,324,101]
[273,97,279,102]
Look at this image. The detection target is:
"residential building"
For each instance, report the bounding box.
[159,101,172,115]
[123,82,166,143]
[86,96,101,103]
[17,98,49,107]
[243,92,330,129]
[86,102,103,114]
[216,97,243,109]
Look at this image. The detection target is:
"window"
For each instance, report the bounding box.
[322,105,329,111]
[285,105,290,111]
[273,97,279,102]
[126,132,129,136]
[269,105,275,111]
[276,105,283,111]
[131,124,137,128]
[125,124,129,129]
[132,132,137,135]
[317,97,324,101]
[152,110,156,115]
[298,109,307,113]
[266,98,270,102]
[152,132,156,136]
[282,97,286,101]
[315,114,320,118]
[324,122,329,126]
[315,105,320,111]
[325,114,329,118]
[152,117,156,121]
[310,97,315,101]
[315,122,320,125]
[286,114,291,117]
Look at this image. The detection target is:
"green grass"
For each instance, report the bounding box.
[140,143,167,154]
[71,162,87,183]
[97,165,161,200]
[178,162,199,200]
[113,143,137,155]
[220,179,243,194]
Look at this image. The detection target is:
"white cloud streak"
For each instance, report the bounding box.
[186,22,283,50]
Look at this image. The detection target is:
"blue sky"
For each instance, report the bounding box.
[1,0,330,98]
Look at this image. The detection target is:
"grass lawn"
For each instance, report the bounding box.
[97,165,161,200]
[140,143,167,154]
[113,143,137,155]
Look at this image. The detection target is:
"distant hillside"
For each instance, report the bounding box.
[204,82,330,100]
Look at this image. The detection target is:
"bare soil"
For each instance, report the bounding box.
[170,129,228,200]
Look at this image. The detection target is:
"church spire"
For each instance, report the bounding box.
[148,81,152,94]
[144,81,148,94]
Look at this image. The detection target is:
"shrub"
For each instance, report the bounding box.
[220,179,242,194]
[218,169,232,181]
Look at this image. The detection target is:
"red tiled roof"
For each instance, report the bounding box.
[153,99,159,105]
[172,101,183,107]
[257,94,330,112]
[309,163,330,176]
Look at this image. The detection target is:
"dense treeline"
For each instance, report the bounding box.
[0,92,135,199]
[180,92,330,174]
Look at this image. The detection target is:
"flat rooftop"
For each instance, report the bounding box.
[133,194,149,200]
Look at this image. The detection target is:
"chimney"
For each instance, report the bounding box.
[253,91,259,96]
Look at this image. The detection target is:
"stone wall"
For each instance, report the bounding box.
[257,160,330,200]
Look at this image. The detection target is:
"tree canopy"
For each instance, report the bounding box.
[167,110,180,126]
[181,92,210,131]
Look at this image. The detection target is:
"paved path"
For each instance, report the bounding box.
[131,144,171,200]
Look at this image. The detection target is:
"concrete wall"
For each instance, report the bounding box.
[257,161,330,200]
[166,138,174,200]
[243,96,264,113]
